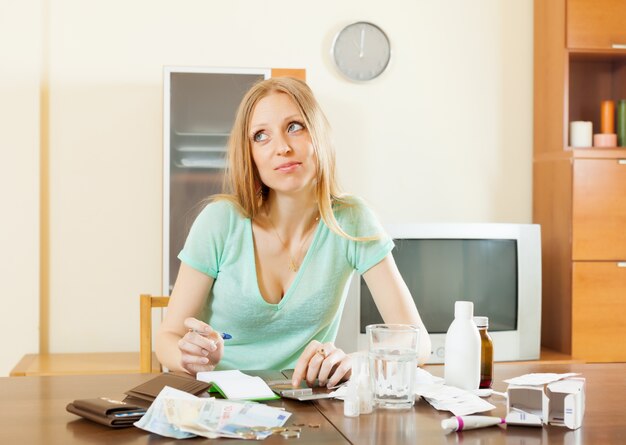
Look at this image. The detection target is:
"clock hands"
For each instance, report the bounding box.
[350,26,367,58]
[359,27,365,58]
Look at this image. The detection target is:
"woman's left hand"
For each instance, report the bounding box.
[291,340,352,388]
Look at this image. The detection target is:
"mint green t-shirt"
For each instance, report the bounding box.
[178,197,394,371]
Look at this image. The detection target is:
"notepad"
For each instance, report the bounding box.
[196,370,279,401]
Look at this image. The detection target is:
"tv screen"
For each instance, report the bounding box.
[360,238,518,334]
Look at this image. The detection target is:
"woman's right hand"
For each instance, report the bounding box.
[178,317,224,375]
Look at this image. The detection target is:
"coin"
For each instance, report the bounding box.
[270,427,287,434]
[308,423,321,428]
[292,422,305,427]
[288,427,302,433]
[280,430,301,438]
[251,426,271,432]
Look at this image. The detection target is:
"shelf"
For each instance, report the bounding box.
[175,158,227,169]
[171,132,229,154]
[175,146,226,153]
[173,131,230,137]
[571,147,626,158]
[569,48,626,62]
[568,52,626,139]
[172,131,228,169]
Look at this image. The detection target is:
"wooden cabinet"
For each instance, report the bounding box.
[567,0,626,49]
[534,0,626,361]
[572,262,626,361]
[572,158,626,260]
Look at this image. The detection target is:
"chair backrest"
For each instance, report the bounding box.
[139,294,170,373]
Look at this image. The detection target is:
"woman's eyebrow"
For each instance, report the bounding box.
[249,122,266,131]
[250,114,303,133]
[282,114,302,122]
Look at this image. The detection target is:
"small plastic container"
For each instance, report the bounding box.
[343,351,374,417]
[343,376,360,417]
[352,352,373,414]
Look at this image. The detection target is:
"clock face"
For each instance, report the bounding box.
[332,22,391,81]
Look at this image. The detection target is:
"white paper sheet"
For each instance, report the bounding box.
[196,370,278,400]
[503,372,580,386]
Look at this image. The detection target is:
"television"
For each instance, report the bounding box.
[335,223,542,363]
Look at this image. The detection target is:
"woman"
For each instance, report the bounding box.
[155,77,431,389]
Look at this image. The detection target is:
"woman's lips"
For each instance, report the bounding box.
[275,162,301,172]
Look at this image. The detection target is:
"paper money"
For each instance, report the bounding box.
[174,398,245,439]
[212,400,290,440]
[134,384,291,440]
[162,398,221,439]
[133,386,197,439]
[225,402,291,429]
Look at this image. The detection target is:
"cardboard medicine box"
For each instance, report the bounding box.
[546,378,585,429]
[505,377,585,430]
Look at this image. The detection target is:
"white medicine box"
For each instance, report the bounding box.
[505,377,585,430]
[546,378,585,430]
[506,385,548,426]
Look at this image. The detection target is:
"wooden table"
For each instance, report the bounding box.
[316,362,626,444]
[1,362,624,444]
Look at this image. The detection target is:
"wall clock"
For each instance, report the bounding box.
[331,22,391,81]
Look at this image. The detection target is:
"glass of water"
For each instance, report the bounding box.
[366,324,420,410]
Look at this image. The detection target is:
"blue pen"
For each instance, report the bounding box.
[190,328,232,340]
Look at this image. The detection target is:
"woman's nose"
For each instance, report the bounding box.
[274,134,293,155]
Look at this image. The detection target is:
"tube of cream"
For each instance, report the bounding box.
[441,415,505,434]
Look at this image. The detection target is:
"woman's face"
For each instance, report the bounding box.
[249,92,317,196]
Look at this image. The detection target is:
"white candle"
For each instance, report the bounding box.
[570,121,592,147]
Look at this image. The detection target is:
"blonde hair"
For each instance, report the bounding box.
[214,77,367,241]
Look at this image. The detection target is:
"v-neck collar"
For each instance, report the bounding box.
[248,218,322,310]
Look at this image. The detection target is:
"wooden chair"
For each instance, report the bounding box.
[139,294,170,373]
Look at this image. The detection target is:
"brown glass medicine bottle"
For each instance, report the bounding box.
[474,316,493,388]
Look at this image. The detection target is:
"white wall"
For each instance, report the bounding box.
[0,0,41,375]
[1,0,533,374]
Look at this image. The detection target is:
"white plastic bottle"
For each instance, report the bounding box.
[444,301,481,390]
[354,352,373,414]
[343,375,360,417]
